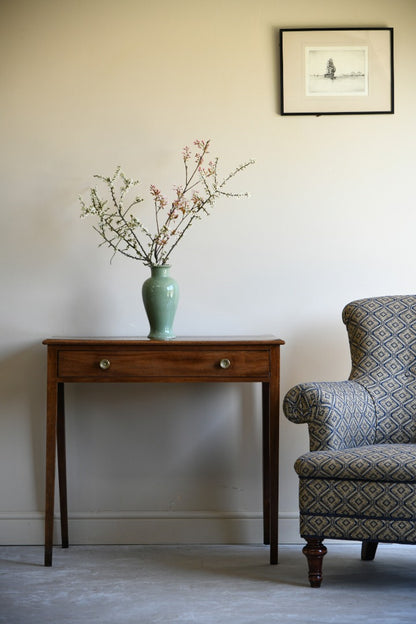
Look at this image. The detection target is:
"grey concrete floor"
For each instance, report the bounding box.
[0,543,415,624]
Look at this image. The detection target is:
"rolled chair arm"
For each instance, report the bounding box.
[283,381,376,451]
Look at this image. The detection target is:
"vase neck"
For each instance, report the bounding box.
[150,265,171,277]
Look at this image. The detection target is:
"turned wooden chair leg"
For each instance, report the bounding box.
[361,540,378,561]
[302,538,327,588]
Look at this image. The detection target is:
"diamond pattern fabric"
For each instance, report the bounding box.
[343,296,416,444]
[295,444,416,482]
[283,296,416,548]
[284,381,376,451]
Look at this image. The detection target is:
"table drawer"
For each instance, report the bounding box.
[57,349,270,380]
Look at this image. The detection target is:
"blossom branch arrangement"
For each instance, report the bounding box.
[79,140,254,267]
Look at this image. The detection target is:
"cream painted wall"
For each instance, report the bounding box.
[1,0,415,546]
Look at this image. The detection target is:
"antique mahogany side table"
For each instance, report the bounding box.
[42,336,284,566]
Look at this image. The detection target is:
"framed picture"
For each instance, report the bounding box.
[280,28,394,115]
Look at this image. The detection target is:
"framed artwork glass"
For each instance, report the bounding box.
[280,28,394,115]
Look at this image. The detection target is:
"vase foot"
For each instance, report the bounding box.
[147,333,176,341]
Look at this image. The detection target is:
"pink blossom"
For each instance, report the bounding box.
[182,146,191,161]
[80,139,253,267]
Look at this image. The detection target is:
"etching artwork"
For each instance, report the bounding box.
[306,46,368,96]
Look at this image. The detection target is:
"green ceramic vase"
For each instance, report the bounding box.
[142,265,179,340]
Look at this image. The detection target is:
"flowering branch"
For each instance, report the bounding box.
[80,139,254,267]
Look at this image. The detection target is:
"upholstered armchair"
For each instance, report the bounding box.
[283,296,416,587]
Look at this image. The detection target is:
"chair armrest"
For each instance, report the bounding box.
[283,381,376,451]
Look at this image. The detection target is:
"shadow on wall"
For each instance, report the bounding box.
[63,380,263,541]
[0,343,46,510]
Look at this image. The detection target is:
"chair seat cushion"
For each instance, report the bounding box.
[295,444,416,482]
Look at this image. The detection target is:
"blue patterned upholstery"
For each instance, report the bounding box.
[343,296,416,444]
[283,296,416,584]
[284,381,376,451]
[295,444,416,482]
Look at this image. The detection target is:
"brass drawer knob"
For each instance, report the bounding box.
[99,358,111,370]
[219,358,231,369]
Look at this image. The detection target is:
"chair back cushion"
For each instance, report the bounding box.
[343,296,416,443]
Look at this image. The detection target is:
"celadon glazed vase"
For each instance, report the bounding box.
[142,265,179,340]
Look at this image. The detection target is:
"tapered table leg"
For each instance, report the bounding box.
[269,346,280,565]
[57,383,68,548]
[262,382,270,546]
[44,375,58,566]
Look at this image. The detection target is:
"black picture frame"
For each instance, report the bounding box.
[280,28,394,115]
